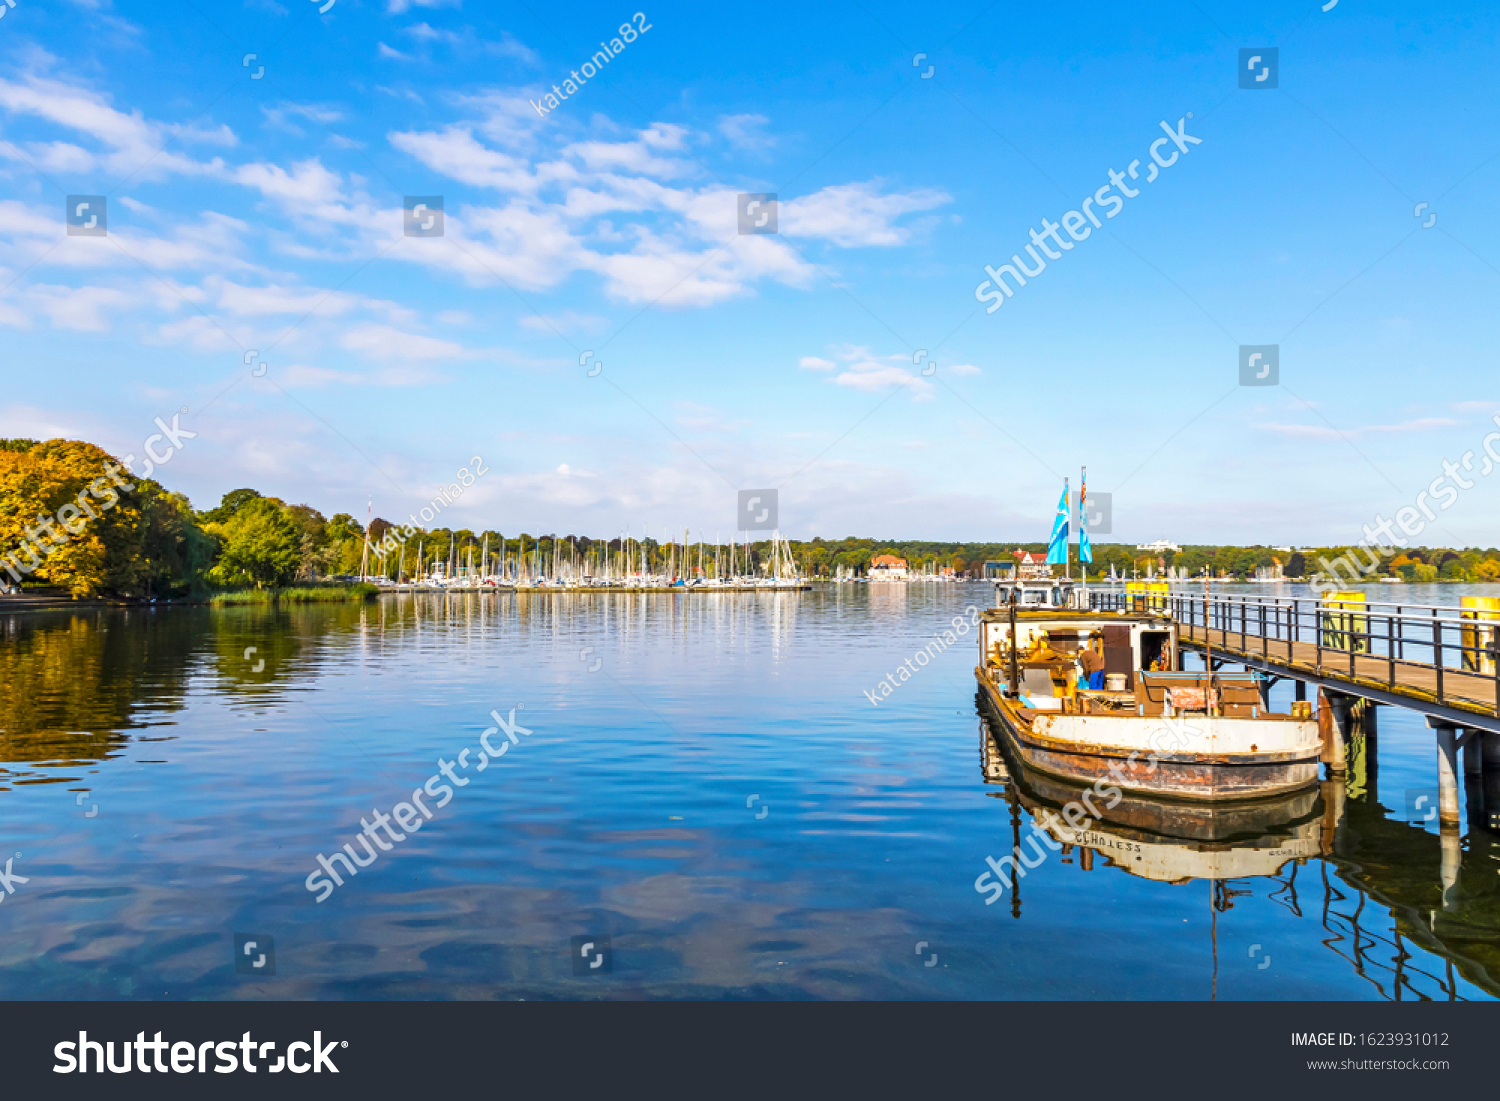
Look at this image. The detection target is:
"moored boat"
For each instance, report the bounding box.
[974,576,1322,801]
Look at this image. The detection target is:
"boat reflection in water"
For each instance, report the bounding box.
[979,708,1498,1000]
[980,711,1328,888]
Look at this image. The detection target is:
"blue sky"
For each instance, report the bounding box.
[2,0,1499,547]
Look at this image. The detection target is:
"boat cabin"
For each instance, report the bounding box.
[978,607,1181,710]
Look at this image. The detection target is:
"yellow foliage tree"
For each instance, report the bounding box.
[0,440,143,597]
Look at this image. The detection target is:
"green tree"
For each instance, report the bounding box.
[207,498,303,589]
[198,487,262,525]
[283,504,329,580]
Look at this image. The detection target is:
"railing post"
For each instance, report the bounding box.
[1261,604,1267,660]
[1387,613,1395,688]
[1434,615,1444,703]
[1316,597,1323,674]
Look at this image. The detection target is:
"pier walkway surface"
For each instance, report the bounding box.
[381,584,810,594]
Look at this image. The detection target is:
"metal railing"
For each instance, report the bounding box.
[1089,590,1500,716]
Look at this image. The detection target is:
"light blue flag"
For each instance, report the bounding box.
[1046,480,1069,564]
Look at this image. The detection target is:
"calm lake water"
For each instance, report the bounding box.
[1,581,1497,1000]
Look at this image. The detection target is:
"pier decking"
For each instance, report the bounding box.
[380,584,811,594]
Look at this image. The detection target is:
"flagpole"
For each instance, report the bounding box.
[1079,465,1086,597]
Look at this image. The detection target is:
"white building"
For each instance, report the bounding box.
[1135,540,1181,554]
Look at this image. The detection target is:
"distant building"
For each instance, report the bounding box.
[1136,540,1181,554]
[869,554,909,581]
[1012,550,1052,580]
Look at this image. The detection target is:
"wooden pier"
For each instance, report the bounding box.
[379,584,810,594]
[1092,590,1500,829]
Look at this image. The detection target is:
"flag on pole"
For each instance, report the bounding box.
[1046,478,1069,564]
[1078,467,1093,564]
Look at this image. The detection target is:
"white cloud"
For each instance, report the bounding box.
[277,364,445,388]
[781,182,950,247]
[387,114,945,304]
[803,345,933,400]
[399,24,539,63]
[261,102,345,136]
[388,126,552,192]
[0,75,228,181]
[718,113,774,154]
[28,284,131,331]
[1259,416,1459,440]
[340,324,466,361]
[519,310,606,334]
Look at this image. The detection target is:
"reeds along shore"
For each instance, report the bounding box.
[208,584,378,606]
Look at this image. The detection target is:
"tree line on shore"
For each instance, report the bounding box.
[4,437,1499,597]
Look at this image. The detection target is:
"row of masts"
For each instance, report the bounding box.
[363,530,804,586]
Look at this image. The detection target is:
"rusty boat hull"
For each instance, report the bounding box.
[975,667,1322,802]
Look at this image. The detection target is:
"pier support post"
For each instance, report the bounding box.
[1485,729,1500,770]
[1483,766,1500,833]
[1295,679,1307,703]
[1319,689,1351,775]
[1464,730,1484,776]
[1428,718,1463,828]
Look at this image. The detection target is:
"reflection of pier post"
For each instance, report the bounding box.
[1427,717,1464,909]
[1008,793,1023,921]
[1319,777,1347,858]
